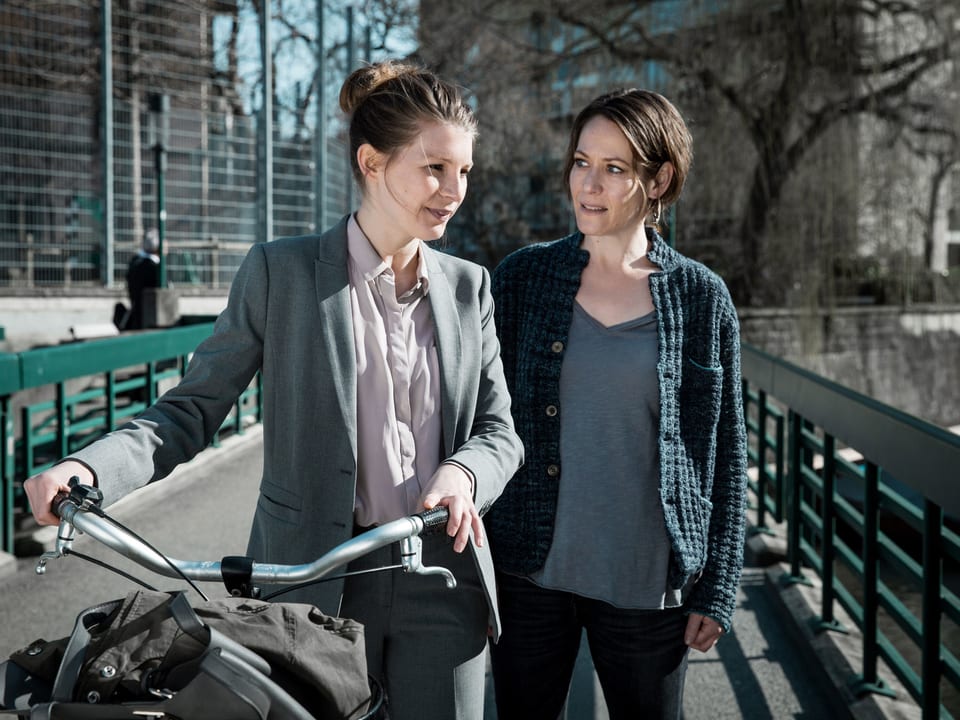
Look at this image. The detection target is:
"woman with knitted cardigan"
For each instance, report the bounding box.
[487,89,748,719]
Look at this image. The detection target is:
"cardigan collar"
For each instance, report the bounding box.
[558,226,683,273]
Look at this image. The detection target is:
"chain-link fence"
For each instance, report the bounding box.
[0,1,352,291]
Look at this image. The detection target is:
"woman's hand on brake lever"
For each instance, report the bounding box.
[23,461,95,526]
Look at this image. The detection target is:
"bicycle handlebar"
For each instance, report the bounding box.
[41,490,456,590]
[417,505,452,530]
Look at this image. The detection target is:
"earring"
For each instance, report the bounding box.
[650,198,662,225]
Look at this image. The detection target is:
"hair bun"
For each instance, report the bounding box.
[339,60,417,115]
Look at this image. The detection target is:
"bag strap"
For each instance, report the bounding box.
[167,592,209,645]
[166,592,272,678]
[50,600,123,703]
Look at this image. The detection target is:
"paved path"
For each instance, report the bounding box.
[0,430,861,718]
[0,431,264,654]
[488,566,846,720]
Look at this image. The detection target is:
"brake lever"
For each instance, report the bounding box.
[36,479,104,575]
[36,518,75,575]
[399,536,457,589]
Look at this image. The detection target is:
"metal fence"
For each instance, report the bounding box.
[0,323,262,554]
[743,344,960,719]
[0,1,352,291]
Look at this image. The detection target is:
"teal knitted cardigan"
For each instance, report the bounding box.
[488,229,748,631]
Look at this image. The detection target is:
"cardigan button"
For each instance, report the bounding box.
[550,341,564,353]
[546,464,560,478]
[545,404,558,417]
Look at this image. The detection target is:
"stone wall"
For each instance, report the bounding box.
[740,305,960,428]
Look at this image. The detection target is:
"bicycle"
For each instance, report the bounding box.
[0,481,457,719]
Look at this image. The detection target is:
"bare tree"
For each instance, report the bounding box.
[563,0,959,303]
[418,2,581,264]
[420,0,960,304]
[245,0,419,142]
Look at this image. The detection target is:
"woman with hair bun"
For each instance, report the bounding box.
[24,60,523,720]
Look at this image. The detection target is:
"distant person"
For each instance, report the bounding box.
[24,60,523,720]
[123,228,161,330]
[487,88,748,719]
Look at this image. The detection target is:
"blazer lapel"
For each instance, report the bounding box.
[424,248,462,455]
[313,218,358,452]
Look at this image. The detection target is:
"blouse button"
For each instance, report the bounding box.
[546,464,560,478]
[545,404,558,417]
[550,341,564,353]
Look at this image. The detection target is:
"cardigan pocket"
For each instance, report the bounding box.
[679,356,723,419]
[678,357,723,491]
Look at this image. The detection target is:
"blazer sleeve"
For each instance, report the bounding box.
[68,243,269,507]
[444,265,523,517]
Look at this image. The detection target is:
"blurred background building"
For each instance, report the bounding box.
[1,0,958,424]
[2,1,958,300]
[0,0,354,292]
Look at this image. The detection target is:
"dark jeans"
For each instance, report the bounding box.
[490,572,690,720]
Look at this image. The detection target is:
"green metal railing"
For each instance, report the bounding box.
[742,343,960,719]
[3,330,959,717]
[0,324,262,554]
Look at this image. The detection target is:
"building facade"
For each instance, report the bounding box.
[0,0,349,292]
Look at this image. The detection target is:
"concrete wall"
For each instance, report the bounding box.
[740,305,960,428]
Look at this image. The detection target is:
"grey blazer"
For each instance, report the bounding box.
[72,217,523,638]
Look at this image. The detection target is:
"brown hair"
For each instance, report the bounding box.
[339,60,477,188]
[562,88,693,209]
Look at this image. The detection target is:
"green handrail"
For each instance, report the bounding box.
[18,325,213,388]
[741,343,960,719]
[1,353,17,553]
[0,323,262,556]
[741,344,960,517]
[4,332,959,718]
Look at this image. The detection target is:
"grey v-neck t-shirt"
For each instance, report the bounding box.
[531,302,685,609]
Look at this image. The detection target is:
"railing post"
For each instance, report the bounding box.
[756,388,769,530]
[22,405,34,477]
[1,393,12,554]
[57,381,68,459]
[774,413,785,524]
[783,410,810,585]
[851,461,895,698]
[147,362,158,405]
[106,370,117,431]
[862,462,880,684]
[922,500,943,719]
[788,410,802,577]
[814,433,846,634]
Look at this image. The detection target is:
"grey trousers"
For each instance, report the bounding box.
[340,531,489,720]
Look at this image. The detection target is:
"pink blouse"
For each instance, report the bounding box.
[346,216,443,527]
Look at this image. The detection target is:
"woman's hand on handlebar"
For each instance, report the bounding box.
[23,461,96,526]
[421,463,482,553]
